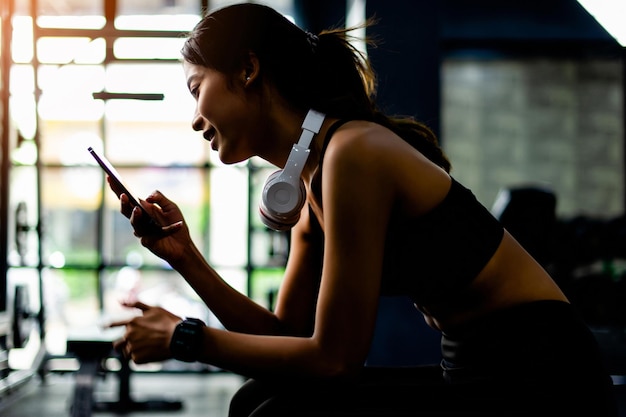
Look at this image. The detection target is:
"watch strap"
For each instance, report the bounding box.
[170,317,205,362]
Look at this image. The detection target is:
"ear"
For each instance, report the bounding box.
[242,51,260,86]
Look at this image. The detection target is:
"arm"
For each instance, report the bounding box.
[198,130,394,378]
[116,189,280,335]
[116,128,395,379]
[111,213,328,373]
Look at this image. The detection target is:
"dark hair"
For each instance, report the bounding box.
[181,3,450,172]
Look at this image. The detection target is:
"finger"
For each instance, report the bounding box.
[122,300,152,311]
[129,206,149,236]
[107,176,123,198]
[138,197,161,213]
[129,205,142,223]
[108,318,132,328]
[112,337,126,351]
[145,190,168,205]
[125,343,133,360]
[119,193,134,218]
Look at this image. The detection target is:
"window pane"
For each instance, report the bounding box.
[104,63,187,100]
[10,65,34,94]
[39,119,102,165]
[103,167,208,267]
[44,268,100,355]
[116,0,200,31]
[214,267,248,299]
[115,15,200,32]
[37,37,105,64]
[251,227,289,268]
[35,0,103,16]
[12,17,33,63]
[37,64,104,166]
[40,166,101,266]
[29,0,104,28]
[117,0,200,16]
[9,75,37,141]
[104,113,203,165]
[209,167,248,267]
[114,37,187,60]
[37,64,105,121]
[250,268,284,309]
[250,166,278,230]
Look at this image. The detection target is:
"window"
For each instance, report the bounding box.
[7,0,294,371]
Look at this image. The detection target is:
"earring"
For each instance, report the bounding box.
[246,76,251,81]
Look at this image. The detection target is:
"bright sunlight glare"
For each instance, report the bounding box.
[577,0,626,46]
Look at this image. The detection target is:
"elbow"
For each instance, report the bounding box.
[310,342,366,379]
[307,330,371,379]
[315,357,363,379]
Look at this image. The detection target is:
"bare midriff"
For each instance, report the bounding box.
[416,230,569,332]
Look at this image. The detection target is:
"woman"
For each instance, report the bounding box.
[109,3,617,416]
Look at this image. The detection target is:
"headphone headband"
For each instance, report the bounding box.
[298,109,325,147]
[280,109,325,181]
[259,109,326,231]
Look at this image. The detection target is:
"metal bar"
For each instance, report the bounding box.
[92,92,164,101]
[0,0,14,315]
[36,27,189,39]
[28,0,46,340]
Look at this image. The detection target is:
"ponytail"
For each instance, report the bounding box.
[181,3,451,172]
[312,23,451,172]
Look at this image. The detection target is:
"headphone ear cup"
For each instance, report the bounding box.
[259,170,306,231]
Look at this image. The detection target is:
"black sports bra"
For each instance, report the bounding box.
[380,178,504,304]
[309,119,504,305]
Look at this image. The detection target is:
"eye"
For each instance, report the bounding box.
[189,85,199,99]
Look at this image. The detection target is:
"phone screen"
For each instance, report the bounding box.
[87,147,160,227]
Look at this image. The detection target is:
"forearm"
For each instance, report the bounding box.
[169,241,282,335]
[197,326,352,380]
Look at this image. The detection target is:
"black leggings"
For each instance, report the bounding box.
[229,301,617,417]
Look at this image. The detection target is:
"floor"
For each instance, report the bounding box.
[5,369,626,417]
[0,370,245,417]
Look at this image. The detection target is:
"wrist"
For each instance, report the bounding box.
[169,317,206,362]
[168,241,201,271]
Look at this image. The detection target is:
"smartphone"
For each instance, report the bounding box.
[87,146,161,229]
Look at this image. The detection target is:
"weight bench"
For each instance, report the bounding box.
[67,337,183,416]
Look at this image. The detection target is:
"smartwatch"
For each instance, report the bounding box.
[169,317,206,362]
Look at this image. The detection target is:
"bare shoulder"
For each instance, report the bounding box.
[321,121,451,214]
[322,121,400,161]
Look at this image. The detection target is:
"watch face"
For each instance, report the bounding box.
[179,327,197,336]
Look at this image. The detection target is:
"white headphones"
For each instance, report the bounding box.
[259,109,326,231]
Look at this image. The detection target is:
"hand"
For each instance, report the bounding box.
[109,301,182,364]
[109,178,189,263]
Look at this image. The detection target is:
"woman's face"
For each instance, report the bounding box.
[183,61,256,164]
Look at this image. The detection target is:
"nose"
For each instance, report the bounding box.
[192,110,204,132]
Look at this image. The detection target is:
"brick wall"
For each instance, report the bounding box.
[442,58,623,219]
